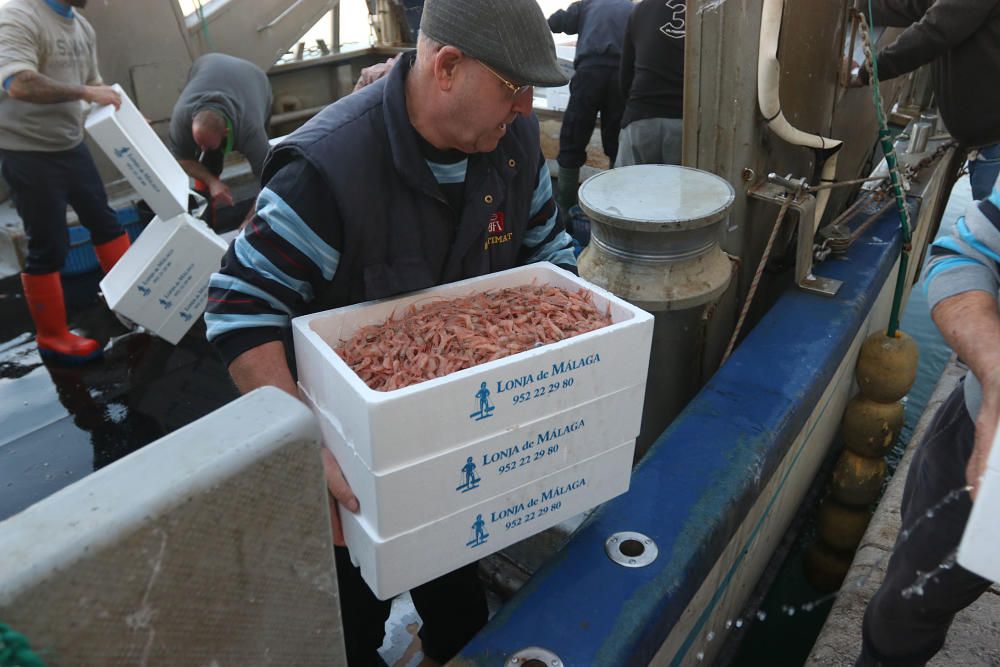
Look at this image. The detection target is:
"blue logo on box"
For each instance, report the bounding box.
[136,285,151,297]
[469,382,495,421]
[456,457,481,493]
[113,146,130,158]
[466,514,489,548]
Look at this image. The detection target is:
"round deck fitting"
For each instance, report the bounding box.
[605,531,659,568]
[507,646,564,666]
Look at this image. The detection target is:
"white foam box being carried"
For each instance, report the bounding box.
[300,381,644,536]
[957,423,1000,582]
[99,213,228,344]
[292,263,654,472]
[84,83,190,220]
[342,439,634,599]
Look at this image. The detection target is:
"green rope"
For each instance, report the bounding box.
[866,0,912,338]
[0,622,47,667]
[195,0,215,52]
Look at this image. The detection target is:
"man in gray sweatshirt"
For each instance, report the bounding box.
[169,53,272,215]
[857,172,1000,665]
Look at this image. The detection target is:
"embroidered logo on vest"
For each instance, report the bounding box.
[485,211,513,250]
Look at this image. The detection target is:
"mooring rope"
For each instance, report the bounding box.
[859,3,912,338]
[722,182,803,364]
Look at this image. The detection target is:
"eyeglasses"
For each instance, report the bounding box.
[476,60,532,100]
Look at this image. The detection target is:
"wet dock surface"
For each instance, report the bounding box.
[0,269,239,523]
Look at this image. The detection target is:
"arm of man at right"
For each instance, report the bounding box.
[932,291,1000,500]
[205,157,358,542]
[925,186,1000,499]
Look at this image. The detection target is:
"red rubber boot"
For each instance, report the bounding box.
[94,232,130,273]
[20,272,102,363]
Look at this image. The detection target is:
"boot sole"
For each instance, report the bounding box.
[39,347,104,365]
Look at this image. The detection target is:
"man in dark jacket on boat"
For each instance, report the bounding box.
[858,0,1000,199]
[616,0,686,166]
[547,0,632,214]
[204,0,574,663]
[857,172,1000,665]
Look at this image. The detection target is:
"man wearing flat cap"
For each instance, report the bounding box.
[205,0,575,663]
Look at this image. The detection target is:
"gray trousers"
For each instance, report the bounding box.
[857,384,993,666]
[614,117,683,167]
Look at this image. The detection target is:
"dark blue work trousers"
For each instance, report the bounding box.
[0,142,122,274]
[858,384,994,666]
[557,64,625,169]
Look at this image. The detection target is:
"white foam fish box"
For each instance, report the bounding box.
[84,83,190,221]
[957,423,1000,582]
[292,263,654,472]
[100,213,228,344]
[342,439,634,599]
[300,381,643,537]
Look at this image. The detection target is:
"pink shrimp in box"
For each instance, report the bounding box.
[333,284,612,391]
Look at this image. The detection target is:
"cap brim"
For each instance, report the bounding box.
[521,65,569,88]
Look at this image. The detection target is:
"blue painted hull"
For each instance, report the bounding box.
[454,160,953,665]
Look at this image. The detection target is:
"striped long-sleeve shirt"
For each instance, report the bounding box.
[205,150,576,368]
[924,174,1000,418]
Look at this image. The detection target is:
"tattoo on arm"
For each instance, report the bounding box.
[8,70,85,105]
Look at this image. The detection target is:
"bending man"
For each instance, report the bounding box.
[169,53,272,218]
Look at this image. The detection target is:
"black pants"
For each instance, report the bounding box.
[557,64,625,169]
[1,143,123,274]
[334,546,488,665]
[857,384,993,666]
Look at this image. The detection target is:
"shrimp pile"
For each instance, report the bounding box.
[333,284,612,391]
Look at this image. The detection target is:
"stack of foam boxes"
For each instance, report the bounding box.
[293,264,654,599]
[85,84,228,344]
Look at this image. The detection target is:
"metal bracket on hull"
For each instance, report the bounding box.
[749,180,843,298]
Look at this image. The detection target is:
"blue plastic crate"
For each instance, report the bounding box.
[62,205,144,276]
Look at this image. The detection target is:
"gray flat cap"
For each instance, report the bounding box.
[420,0,568,88]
